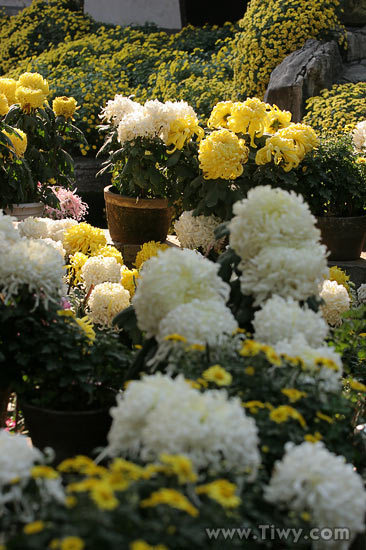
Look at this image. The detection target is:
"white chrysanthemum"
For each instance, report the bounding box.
[0,210,20,243]
[174,210,223,253]
[357,283,366,304]
[81,256,121,290]
[253,295,329,347]
[0,238,64,306]
[44,218,78,242]
[157,298,238,346]
[41,238,65,258]
[0,430,42,487]
[117,108,160,145]
[265,441,366,549]
[100,95,142,127]
[275,334,343,392]
[106,373,260,475]
[229,186,322,262]
[132,248,230,337]
[18,217,49,239]
[353,120,366,152]
[88,282,130,327]
[320,280,350,327]
[239,245,329,306]
[159,99,197,141]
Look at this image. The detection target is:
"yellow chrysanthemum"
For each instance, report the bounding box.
[243,400,269,414]
[207,100,235,129]
[0,92,9,116]
[90,482,119,510]
[349,379,366,392]
[53,96,78,119]
[140,488,199,517]
[134,241,169,269]
[92,244,123,265]
[227,98,269,147]
[18,72,49,96]
[58,455,97,473]
[23,520,45,534]
[281,388,307,403]
[305,432,323,443]
[15,86,46,113]
[356,157,366,164]
[163,333,187,343]
[60,536,85,550]
[278,123,319,157]
[110,457,146,481]
[270,405,307,428]
[63,223,107,255]
[67,251,89,284]
[329,266,350,293]
[166,114,204,153]
[130,542,168,550]
[316,411,334,424]
[0,78,17,105]
[255,134,302,172]
[239,339,263,357]
[2,128,27,157]
[198,129,249,180]
[31,465,59,480]
[160,453,198,484]
[196,479,241,508]
[75,315,96,344]
[121,268,139,297]
[265,104,292,133]
[202,364,232,386]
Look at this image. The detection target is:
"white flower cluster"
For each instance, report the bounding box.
[353,120,366,152]
[174,210,224,253]
[81,256,121,290]
[106,373,260,475]
[41,237,65,258]
[320,280,350,327]
[44,218,78,242]
[275,334,343,392]
[253,295,329,347]
[132,248,237,345]
[229,186,328,306]
[0,210,20,253]
[357,283,366,304]
[88,281,130,327]
[265,442,366,549]
[18,216,49,239]
[100,95,142,127]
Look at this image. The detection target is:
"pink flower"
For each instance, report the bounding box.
[44,186,88,221]
[60,297,72,309]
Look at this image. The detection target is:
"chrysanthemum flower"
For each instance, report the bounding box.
[0,78,17,105]
[15,86,46,113]
[255,134,301,172]
[63,223,107,255]
[17,72,49,96]
[134,241,168,269]
[207,101,235,129]
[121,267,139,297]
[198,129,249,180]
[165,114,204,153]
[88,282,130,327]
[0,93,9,116]
[2,129,27,157]
[265,104,292,133]
[53,96,78,119]
[227,98,269,147]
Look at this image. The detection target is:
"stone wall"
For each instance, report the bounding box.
[0,0,31,15]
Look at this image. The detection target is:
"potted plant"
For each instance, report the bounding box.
[1,72,86,218]
[97,95,203,244]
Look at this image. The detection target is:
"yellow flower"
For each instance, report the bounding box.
[166,114,204,153]
[15,86,46,113]
[92,244,123,265]
[243,400,268,414]
[163,333,187,343]
[305,432,323,443]
[244,366,255,375]
[281,388,307,403]
[53,96,78,119]
[328,266,350,293]
[2,129,27,157]
[66,478,100,493]
[18,72,49,96]
[239,339,263,357]
[316,411,334,424]
[130,542,168,550]
[208,100,235,129]
[0,92,9,116]
[90,481,119,510]
[314,358,339,371]
[196,479,241,508]
[67,251,89,284]
[134,241,169,269]
[160,453,198,484]
[198,128,249,180]
[278,123,319,156]
[49,540,61,550]
[187,344,205,352]
[270,406,307,428]
[110,457,146,481]
[301,512,312,522]
[356,157,366,164]
[349,379,366,392]
[60,537,85,550]
[202,365,232,386]
[264,347,282,366]
[0,77,17,105]
[140,488,199,517]
[227,98,269,147]
[265,104,292,133]
[65,496,77,508]
[121,268,140,297]
[75,315,96,344]
[23,520,45,534]
[31,465,59,480]
[58,455,97,473]
[256,134,302,172]
[63,223,107,255]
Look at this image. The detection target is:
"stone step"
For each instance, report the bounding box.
[329,253,366,288]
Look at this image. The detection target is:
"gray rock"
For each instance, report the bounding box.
[345,26,366,62]
[339,59,366,83]
[342,0,366,27]
[264,39,343,122]
[73,156,111,194]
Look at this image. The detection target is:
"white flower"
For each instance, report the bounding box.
[320,280,350,327]
[157,298,238,346]
[253,295,329,347]
[174,210,223,253]
[353,120,366,152]
[229,186,322,262]
[105,373,260,475]
[0,238,65,306]
[41,238,66,258]
[0,209,20,243]
[44,218,78,242]
[239,245,329,306]
[88,282,130,327]
[100,94,142,127]
[265,441,366,549]
[132,248,230,337]
[117,108,159,145]
[357,283,366,304]
[275,334,343,393]
[18,216,49,239]
[0,430,42,487]
[81,256,121,290]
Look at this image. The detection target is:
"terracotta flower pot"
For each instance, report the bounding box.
[316,215,366,261]
[5,202,44,221]
[104,185,173,245]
